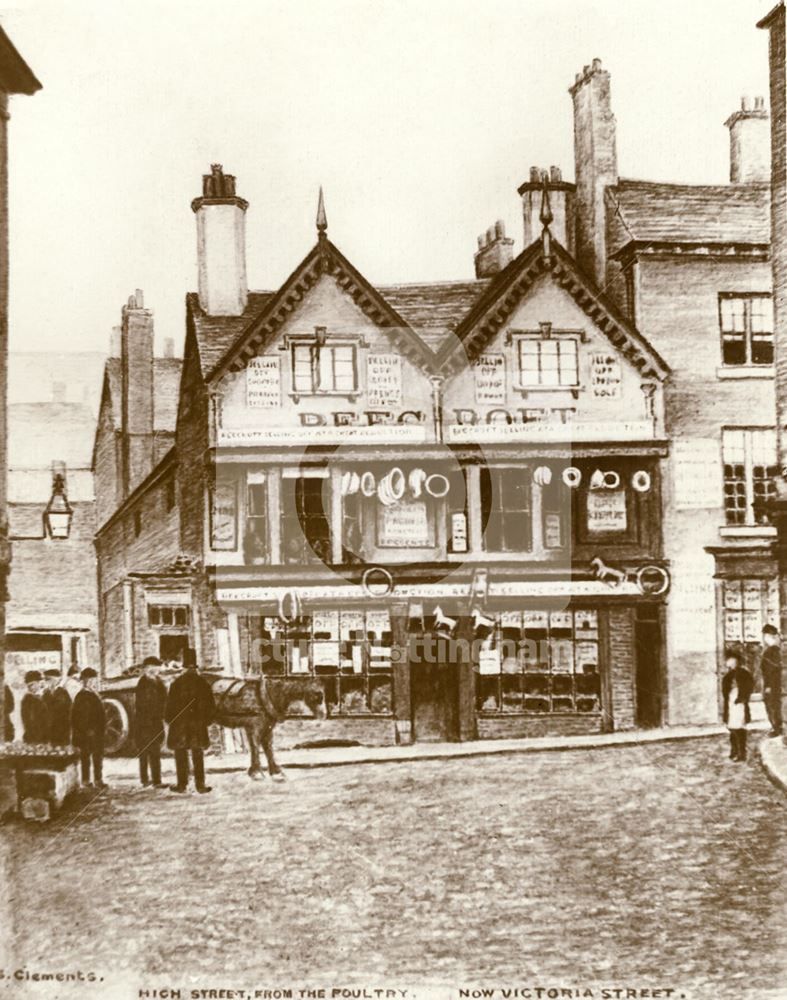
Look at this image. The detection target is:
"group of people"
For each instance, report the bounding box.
[722,622,783,762]
[3,647,217,795]
[6,665,109,787]
[135,650,216,794]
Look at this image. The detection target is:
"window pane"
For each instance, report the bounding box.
[751,297,774,333]
[721,298,745,332]
[722,333,747,366]
[751,333,774,366]
[722,430,746,463]
[318,348,334,390]
[751,429,777,466]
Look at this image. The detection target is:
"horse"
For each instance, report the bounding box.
[207,673,326,781]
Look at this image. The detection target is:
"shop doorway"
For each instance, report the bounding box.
[411,638,461,742]
[634,605,663,728]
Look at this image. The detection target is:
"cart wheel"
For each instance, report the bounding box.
[103,698,129,754]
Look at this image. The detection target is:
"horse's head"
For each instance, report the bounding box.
[304,682,327,720]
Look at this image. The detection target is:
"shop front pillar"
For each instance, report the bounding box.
[390,600,412,744]
[456,614,477,742]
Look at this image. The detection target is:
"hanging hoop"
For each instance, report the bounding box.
[562,467,582,488]
[362,566,394,597]
[602,470,621,490]
[632,470,652,493]
[388,467,406,501]
[409,467,427,498]
[635,564,670,597]
[425,473,450,498]
[360,471,377,497]
[533,465,553,487]
[278,589,301,625]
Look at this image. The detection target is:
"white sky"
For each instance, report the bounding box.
[0,0,774,356]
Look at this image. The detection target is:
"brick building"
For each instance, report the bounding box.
[5,352,104,735]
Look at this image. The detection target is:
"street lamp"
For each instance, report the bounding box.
[44,473,72,540]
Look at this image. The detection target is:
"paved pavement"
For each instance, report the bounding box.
[759,734,787,794]
[3,735,787,1000]
[103,721,767,778]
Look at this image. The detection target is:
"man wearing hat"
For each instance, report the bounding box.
[135,656,167,787]
[71,668,107,789]
[761,624,783,737]
[43,668,72,746]
[164,648,215,793]
[21,670,50,744]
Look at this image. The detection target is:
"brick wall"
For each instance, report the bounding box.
[476,714,601,740]
[93,400,121,531]
[608,605,636,731]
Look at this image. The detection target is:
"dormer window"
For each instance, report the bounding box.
[290,329,358,396]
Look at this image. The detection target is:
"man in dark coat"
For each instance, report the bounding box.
[43,668,72,746]
[164,648,215,793]
[71,667,107,789]
[135,656,167,788]
[760,624,783,737]
[21,670,50,744]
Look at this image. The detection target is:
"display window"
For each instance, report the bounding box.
[721,577,779,681]
[476,608,601,714]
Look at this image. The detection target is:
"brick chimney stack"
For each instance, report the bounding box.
[474,220,514,278]
[191,164,249,316]
[120,289,154,498]
[519,166,575,252]
[725,96,770,184]
[570,58,618,287]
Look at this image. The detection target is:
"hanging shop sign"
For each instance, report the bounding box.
[246,357,281,409]
[590,352,622,399]
[377,499,433,548]
[445,410,652,443]
[586,489,627,533]
[474,354,507,406]
[366,354,403,409]
[450,512,468,553]
[210,479,238,550]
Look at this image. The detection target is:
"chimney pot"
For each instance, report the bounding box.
[530,165,541,183]
[592,57,602,71]
[135,289,144,308]
[486,224,496,245]
[495,219,505,239]
[742,96,752,111]
[755,96,765,110]
[550,165,562,183]
[474,219,515,278]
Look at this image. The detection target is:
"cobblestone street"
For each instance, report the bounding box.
[3,737,787,1000]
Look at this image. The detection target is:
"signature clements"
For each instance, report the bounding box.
[0,968,101,983]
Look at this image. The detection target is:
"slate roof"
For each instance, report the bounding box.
[378,280,490,349]
[609,179,771,247]
[188,291,275,377]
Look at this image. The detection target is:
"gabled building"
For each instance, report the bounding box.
[95,160,672,747]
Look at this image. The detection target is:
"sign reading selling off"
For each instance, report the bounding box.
[246,357,281,408]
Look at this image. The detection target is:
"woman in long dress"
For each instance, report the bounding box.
[722,650,753,762]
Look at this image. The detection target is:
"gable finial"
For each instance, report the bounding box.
[540,173,553,257]
[316,186,327,237]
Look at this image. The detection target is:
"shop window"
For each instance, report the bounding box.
[280,475,330,564]
[480,467,532,552]
[291,341,357,395]
[719,294,773,367]
[244,481,268,563]
[722,577,779,681]
[517,337,579,388]
[254,609,393,715]
[722,428,777,526]
[476,609,601,714]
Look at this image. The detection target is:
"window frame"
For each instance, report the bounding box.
[287,333,360,398]
[722,426,778,527]
[480,465,533,554]
[513,332,581,391]
[718,293,774,368]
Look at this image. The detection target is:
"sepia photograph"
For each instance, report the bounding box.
[0,1,786,998]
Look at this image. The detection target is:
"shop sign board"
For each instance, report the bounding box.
[474,354,506,405]
[377,500,432,548]
[586,489,627,533]
[246,357,281,409]
[590,352,622,399]
[366,354,403,409]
